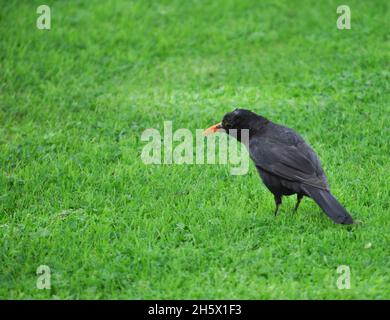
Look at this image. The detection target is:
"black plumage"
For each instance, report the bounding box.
[208,108,354,225]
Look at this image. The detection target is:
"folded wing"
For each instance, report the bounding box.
[249,137,329,191]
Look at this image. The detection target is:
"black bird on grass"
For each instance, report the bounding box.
[204,109,354,225]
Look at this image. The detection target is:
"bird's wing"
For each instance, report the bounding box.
[249,136,329,190]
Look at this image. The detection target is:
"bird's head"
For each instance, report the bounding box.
[204,109,267,136]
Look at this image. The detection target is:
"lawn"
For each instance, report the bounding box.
[0,0,389,299]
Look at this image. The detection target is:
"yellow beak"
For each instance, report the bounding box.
[203,122,223,136]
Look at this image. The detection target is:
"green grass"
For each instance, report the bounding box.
[1,0,389,299]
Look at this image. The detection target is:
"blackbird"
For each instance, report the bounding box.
[204,109,354,225]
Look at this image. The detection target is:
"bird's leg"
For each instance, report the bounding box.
[274,195,282,216]
[294,193,303,213]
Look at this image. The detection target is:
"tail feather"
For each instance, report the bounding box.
[304,187,354,224]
